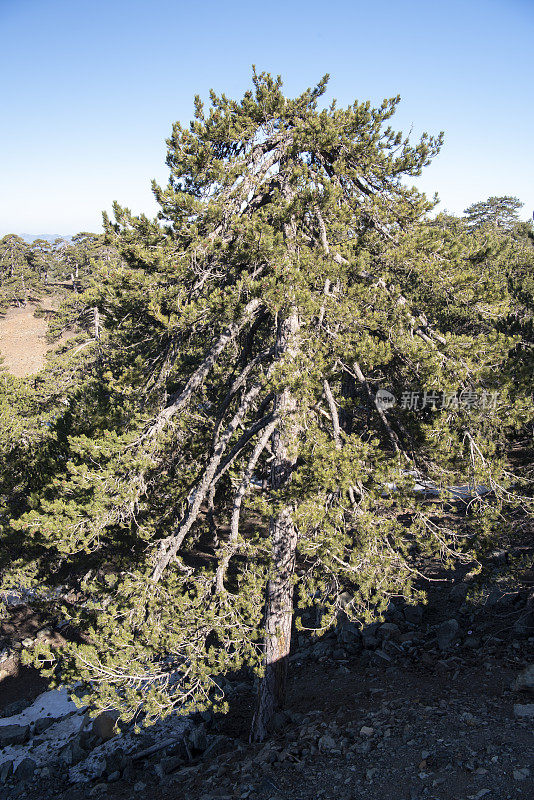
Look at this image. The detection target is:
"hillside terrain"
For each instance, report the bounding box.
[0,304,53,377]
[0,520,532,800]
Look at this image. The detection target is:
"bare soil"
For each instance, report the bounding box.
[1,563,532,800]
[0,304,51,377]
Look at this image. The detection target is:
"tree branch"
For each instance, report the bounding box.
[215,419,278,592]
[140,298,261,444]
[151,381,263,582]
[323,379,342,449]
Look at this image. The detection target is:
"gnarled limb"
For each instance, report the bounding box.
[142,297,261,444]
[152,381,263,582]
[350,360,403,455]
[323,379,342,450]
[212,347,274,445]
[215,418,278,592]
[212,408,275,486]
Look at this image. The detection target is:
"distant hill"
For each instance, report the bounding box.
[19,233,72,244]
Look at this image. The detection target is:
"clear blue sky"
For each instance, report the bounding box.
[1,0,532,235]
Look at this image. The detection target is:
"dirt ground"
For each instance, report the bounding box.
[1,563,532,800]
[0,467,532,800]
[0,304,51,377]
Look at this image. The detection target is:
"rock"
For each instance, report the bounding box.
[0,723,29,746]
[449,583,469,602]
[513,663,534,695]
[34,715,56,735]
[86,756,106,780]
[159,755,184,774]
[361,622,380,649]
[91,782,109,794]
[0,698,31,718]
[463,635,481,649]
[104,748,125,776]
[437,619,459,650]
[14,757,36,782]
[92,711,118,741]
[133,782,147,792]
[359,726,374,737]
[404,605,423,624]
[489,549,508,566]
[311,640,333,657]
[379,623,401,640]
[513,703,534,718]
[0,760,13,783]
[513,768,530,781]
[337,620,362,653]
[318,734,337,752]
[122,761,135,781]
[258,777,280,795]
[202,734,233,759]
[61,740,87,766]
[269,712,288,733]
[107,771,120,782]
[189,724,208,751]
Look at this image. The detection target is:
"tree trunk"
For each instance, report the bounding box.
[251,312,300,741]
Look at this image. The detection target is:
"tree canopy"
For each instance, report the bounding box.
[1,71,532,741]
[463,195,524,230]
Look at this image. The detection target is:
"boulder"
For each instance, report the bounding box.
[513,703,534,718]
[0,760,13,784]
[14,757,36,782]
[159,755,184,774]
[0,723,29,747]
[61,740,87,766]
[403,605,423,625]
[34,715,56,735]
[513,663,534,696]
[92,711,118,741]
[189,724,208,752]
[379,623,401,640]
[361,622,380,649]
[449,583,469,602]
[337,619,362,653]
[437,619,459,651]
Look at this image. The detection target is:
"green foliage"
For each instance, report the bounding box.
[463,195,523,231]
[1,73,532,726]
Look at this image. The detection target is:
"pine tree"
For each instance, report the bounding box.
[5,72,532,741]
[464,195,523,230]
[0,234,31,307]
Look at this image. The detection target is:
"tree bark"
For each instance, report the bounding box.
[251,312,300,741]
